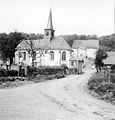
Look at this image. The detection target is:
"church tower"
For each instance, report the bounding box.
[44,9,55,41]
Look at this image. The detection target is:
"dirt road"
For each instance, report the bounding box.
[0,69,115,120]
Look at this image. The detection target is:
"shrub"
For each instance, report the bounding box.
[88,72,115,104]
[0,77,27,83]
[33,73,65,83]
[0,69,18,77]
[27,66,66,77]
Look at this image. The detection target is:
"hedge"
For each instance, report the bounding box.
[0,69,18,77]
[27,66,66,77]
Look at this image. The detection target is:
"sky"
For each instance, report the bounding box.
[0,0,114,37]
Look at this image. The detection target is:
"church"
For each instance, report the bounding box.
[15,9,75,68]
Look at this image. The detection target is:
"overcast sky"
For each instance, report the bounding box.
[0,0,114,36]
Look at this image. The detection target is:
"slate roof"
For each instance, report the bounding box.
[72,40,99,49]
[17,36,71,51]
[103,52,115,65]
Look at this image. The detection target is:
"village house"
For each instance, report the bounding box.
[72,40,99,60]
[15,9,76,68]
[103,52,115,81]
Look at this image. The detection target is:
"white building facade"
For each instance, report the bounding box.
[72,40,99,60]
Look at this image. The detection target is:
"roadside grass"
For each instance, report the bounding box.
[87,72,115,105]
[0,73,65,89]
[0,77,33,89]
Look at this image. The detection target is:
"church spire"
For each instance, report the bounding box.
[44,9,55,40]
[46,9,53,30]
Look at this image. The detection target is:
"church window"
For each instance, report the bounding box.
[62,51,66,61]
[23,52,26,60]
[50,51,54,60]
[46,31,49,36]
[33,51,36,60]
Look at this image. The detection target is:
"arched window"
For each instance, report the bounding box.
[50,51,54,60]
[46,31,49,36]
[62,51,66,61]
[23,52,26,60]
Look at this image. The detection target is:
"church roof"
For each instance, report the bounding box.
[17,36,71,51]
[72,40,99,49]
[49,37,71,50]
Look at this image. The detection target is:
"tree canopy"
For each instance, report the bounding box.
[95,49,108,67]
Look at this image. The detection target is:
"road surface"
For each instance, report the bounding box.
[0,69,115,120]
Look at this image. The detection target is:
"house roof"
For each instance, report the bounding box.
[103,52,115,65]
[17,36,71,51]
[72,40,99,49]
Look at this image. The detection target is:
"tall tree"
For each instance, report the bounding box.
[95,49,107,72]
[0,32,24,65]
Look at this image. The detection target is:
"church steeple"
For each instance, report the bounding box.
[44,9,55,40]
[46,9,53,30]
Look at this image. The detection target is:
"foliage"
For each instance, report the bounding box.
[99,34,115,51]
[95,49,107,67]
[0,32,44,65]
[0,77,29,89]
[88,72,115,104]
[0,32,24,64]
[0,69,18,77]
[27,66,65,77]
[32,73,65,82]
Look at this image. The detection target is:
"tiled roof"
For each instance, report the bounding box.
[17,36,71,51]
[49,37,71,50]
[72,40,99,49]
[103,52,115,65]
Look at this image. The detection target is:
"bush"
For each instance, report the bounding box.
[32,73,65,83]
[27,66,66,77]
[0,77,27,83]
[0,69,18,77]
[88,72,115,104]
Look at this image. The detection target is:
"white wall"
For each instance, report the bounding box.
[15,49,71,68]
[73,48,86,58]
[72,48,97,59]
[86,49,97,59]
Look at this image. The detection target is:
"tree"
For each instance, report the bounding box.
[0,32,24,65]
[20,40,50,67]
[95,49,107,72]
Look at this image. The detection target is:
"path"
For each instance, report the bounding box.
[0,68,115,120]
